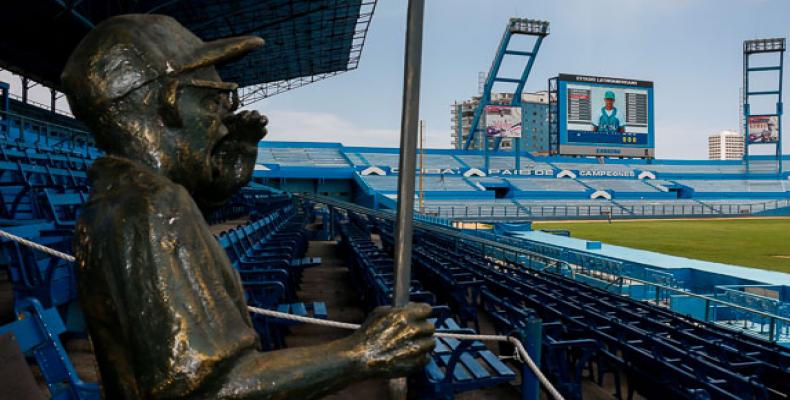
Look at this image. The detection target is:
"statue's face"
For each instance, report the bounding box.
[167,70,266,207]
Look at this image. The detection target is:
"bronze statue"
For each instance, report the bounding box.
[61,14,434,399]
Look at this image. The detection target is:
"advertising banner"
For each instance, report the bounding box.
[484,105,522,138]
[747,115,779,143]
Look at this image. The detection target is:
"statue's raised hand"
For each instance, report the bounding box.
[223,110,268,142]
[340,302,436,378]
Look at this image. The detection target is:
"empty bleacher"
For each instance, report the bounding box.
[675,179,789,193]
[517,199,622,217]
[456,154,554,171]
[362,175,476,192]
[343,211,790,400]
[351,152,466,170]
[580,179,661,192]
[258,147,350,167]
[343,152,368,166]
[419,199,526,218]
[633,163,747,175]
[351,152,399,167]
[507,177,588,192]
[356,214,521,397]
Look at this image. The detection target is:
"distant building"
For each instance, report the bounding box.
[708,130,744,160]
[450,91,549,153]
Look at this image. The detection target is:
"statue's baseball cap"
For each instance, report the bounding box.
[61,14,263,118]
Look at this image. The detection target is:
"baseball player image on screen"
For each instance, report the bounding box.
[593,90,625,134]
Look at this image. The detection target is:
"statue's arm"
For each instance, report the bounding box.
[204,304,435,400]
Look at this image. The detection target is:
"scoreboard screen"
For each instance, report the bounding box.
[557,74,654,158]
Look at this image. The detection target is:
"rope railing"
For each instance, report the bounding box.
[247,306,562,400]
[0,227,565,400]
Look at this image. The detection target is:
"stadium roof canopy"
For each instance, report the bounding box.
[0,0,376,104]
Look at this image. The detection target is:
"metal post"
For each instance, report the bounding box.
[515,137,521,170]
[744,44,751,173]
[519,316,542,400]
[484,134,490,172]
[50,89,57,113]
[418,120,424,213]
[329,207,336,240]
[704,299,710,322]
[21,77,29,104]
[390,1,424,397]
[778,49,784,173]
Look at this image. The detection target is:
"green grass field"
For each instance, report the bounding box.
[534,218,790,274]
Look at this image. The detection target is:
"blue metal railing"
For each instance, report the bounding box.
[0,108,94,151]
[417,198,790,220]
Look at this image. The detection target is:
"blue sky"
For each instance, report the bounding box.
[255,0,790,159]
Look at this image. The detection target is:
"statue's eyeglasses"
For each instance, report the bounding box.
[182,79,240,113]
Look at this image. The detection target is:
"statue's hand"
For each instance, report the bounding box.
[341,302,435,378]
[223,110,268,142]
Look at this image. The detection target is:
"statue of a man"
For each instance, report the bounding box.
[61,14,434,399]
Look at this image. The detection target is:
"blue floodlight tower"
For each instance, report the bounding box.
[743,38,785,174]
[462,18,549,172]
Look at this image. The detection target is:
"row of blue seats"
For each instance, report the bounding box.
[404,227,790,400]
[0,146,89,227]
[0,142,94,171]
[217,203,325,350]
[374,219,483,332]
[206,189,293,225]
[336,212,518,400]
[373,220,582,399]
[0,114,99,159]
[407,234,604,400]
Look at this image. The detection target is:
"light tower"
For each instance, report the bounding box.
[462,18,549,171]
[743,38,785,173]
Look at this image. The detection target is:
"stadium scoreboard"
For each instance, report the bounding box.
[555,74,654,158]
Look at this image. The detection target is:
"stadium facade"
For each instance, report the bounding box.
[254,141,790,221]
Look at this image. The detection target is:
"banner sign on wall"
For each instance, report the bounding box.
[484,105,522,138]
[747,115,779,143]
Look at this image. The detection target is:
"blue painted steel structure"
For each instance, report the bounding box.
[743,38,785,173]
[548,77,559,155]
[462,18,549,158]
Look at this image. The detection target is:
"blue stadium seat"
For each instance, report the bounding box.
[337,213,517,398]
[0,297,100,400]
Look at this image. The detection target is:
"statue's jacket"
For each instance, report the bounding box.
[74,156,258,399]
